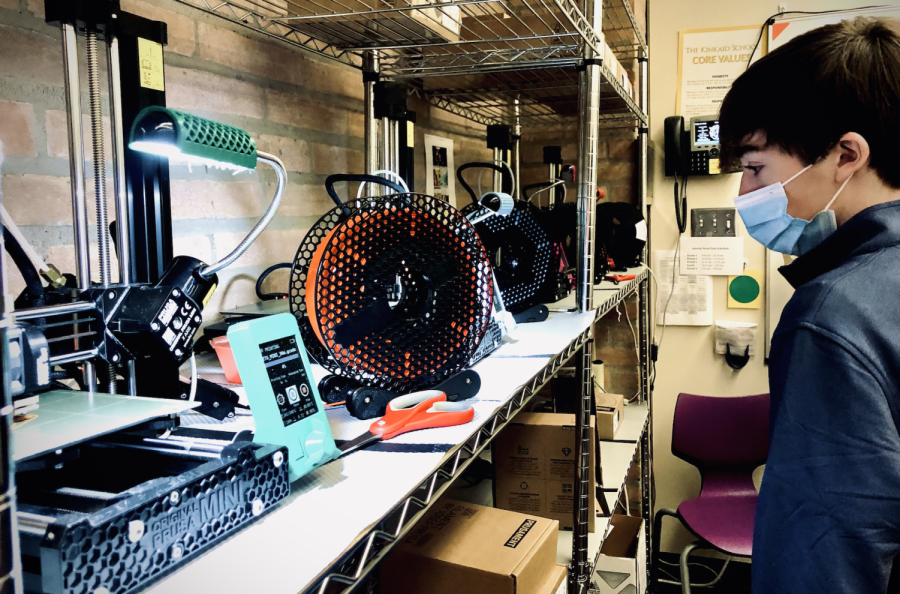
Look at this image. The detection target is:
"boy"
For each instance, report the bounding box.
[719,17,900,593]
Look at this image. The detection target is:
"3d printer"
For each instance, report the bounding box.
[0,4,295,593]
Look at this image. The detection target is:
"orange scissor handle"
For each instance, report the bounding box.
[369,390,475,440]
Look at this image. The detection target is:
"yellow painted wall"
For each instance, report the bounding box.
[648,0,880,552]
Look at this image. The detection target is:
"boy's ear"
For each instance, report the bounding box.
[835,132,870,182]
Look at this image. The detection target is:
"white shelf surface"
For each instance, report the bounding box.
[607,401,649,444]
[149,309,600,594]
[549,266,646,313]
[557,427,645,571]
[600,441,639,492]
[149,270,647,594]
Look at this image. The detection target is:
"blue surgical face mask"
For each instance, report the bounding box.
[734,165,853,256]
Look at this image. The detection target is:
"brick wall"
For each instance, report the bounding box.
[0,0,490,321]
[519,122,641,396]
[0,0,640,394]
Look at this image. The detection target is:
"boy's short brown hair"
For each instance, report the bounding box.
[719,17,900,188]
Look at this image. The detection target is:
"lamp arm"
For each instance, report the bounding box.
[198,151,285,279]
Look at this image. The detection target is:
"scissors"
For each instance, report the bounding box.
[338,390,474,457]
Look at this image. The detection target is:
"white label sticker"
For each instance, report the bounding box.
[635,219,648,242]
[158,299,177,325]
[37,347,49,385]
[162,327,177,346]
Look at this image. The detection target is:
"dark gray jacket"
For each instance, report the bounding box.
[754,201,900,593]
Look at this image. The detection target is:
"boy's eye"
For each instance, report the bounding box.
[743,165,762,175]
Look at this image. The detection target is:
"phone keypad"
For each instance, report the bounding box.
[689,151,709,175]
[689,148,721,175]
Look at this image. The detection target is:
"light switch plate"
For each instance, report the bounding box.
[691,208,737,237]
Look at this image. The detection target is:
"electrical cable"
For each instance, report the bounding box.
[657,558,731,588]
[189,353,198,402]
[654,235,682,392]
[652,166,689,391]
[0,205,51,276]
[457,161,515,205]
[476,160,516,201]
[2,226,44,302]
[653,171,689,387]
[646,266,662,389]
[199,151,286,279]
[524,180,567,207]
[357,169,409,199]
[674,174,688,234]
[746,7,883,67]
[325,174,405,211]
[618,301,641,403]
[256,262,291,301]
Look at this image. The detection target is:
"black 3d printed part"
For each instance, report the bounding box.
[19,440,289,594]
[290,194,494,394]
[461,200,552,315]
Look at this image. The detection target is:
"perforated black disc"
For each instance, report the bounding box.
[290,194,493,394]
[461,200,552,314]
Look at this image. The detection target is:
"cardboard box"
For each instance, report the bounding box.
[289,0,459,42]
[596,393,625,440]
[494,413,596,531]
[394,0,460,42]
[540,564,568,594]
[592,515,647,594]
[382,500,559,594]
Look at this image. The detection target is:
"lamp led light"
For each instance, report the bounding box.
[128,140,250,173]
[128,107,285,280]
[129,107,258,171]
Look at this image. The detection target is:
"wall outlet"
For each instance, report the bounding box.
[691,208,737,237]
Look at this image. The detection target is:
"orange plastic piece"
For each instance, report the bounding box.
[306,224,340,346]
[211,336,242,384]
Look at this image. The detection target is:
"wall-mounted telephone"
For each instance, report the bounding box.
[665,115,728,176]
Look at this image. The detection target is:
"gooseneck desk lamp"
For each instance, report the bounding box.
[129,106,286,281]
[90,108,288,387]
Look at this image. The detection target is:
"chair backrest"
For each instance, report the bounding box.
[672,393,770,472]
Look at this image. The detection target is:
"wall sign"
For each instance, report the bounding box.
[424,134,455,207]
[676,25,763,118]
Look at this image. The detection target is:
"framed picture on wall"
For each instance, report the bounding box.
[424,134,455,207]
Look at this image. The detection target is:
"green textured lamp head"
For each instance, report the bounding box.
[129,107,258,171]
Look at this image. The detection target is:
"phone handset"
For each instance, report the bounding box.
[664,116,688,177]
[664,116,689,233]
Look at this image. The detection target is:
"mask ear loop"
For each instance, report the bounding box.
[783,164,813,187]
[823,172,854,211]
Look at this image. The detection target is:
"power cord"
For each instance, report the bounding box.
[746,7,883,68]
[614,302,642,403]
[652,236,681,392]
[674,174,688,234]
[646,266,661,390]
[657,557,730,587]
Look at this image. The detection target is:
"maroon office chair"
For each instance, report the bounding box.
[652,393,770,594]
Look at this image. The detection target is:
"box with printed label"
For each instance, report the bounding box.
[592,515,647,594]
[493,413,596,531]
[381,500,559,594]
[596,393,625,440]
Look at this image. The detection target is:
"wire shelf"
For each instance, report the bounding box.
[173,0,365,67]
[174,0,645,70]
[602,0,647,60]
[173,0,647,128]
[408,59,645,128]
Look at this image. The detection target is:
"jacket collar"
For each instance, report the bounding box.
[780,200,900,288]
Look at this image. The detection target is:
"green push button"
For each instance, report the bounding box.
[729,275,760,304]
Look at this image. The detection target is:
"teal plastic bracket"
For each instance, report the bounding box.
[227,313,339,482]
